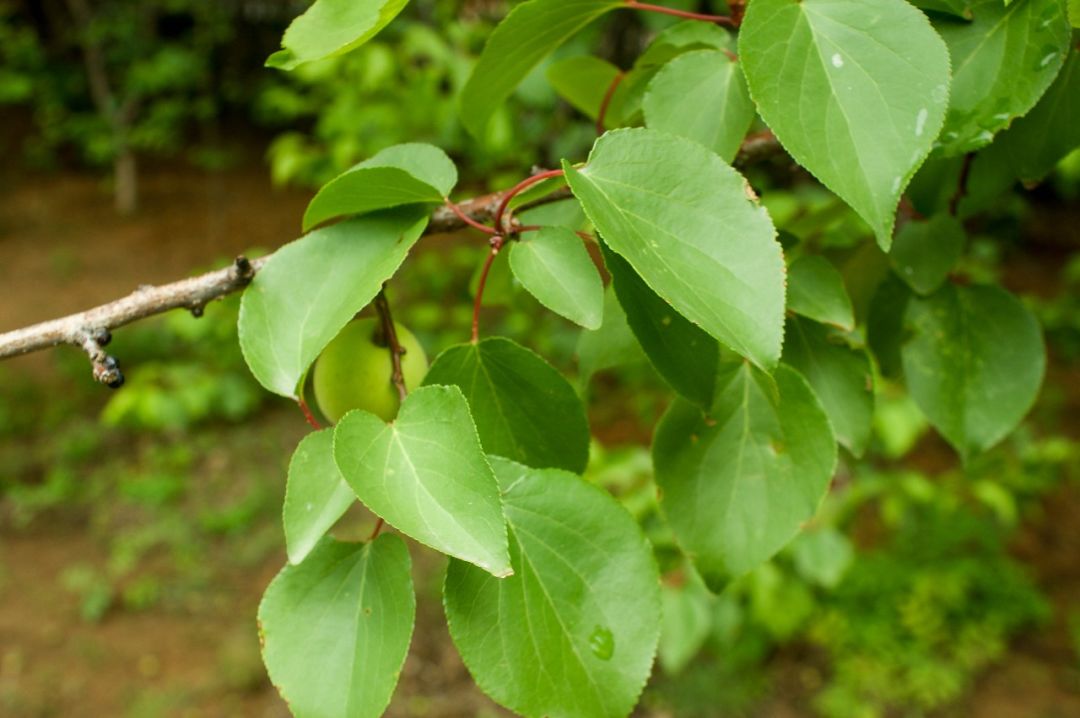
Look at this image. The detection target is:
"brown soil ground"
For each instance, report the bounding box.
[1,158,1078,718]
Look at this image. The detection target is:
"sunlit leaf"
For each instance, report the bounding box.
[259,535,414,718]
[740,0,951,247]
[565,128,785,370]
[239,208,428,398]
[445,457,661,718]
[334,385,512,576]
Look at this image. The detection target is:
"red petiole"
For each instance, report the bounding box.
[625,0,738,27]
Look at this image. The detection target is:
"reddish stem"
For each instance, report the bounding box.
[596,71,625,135]
[374,287,408,403]
[369,517,385,541]
[493,169,566,234]
[444,199,498,235]
[298,398,322,430]
[471,236,505,343]
[625,0,737,27]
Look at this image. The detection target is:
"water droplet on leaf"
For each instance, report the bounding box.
[588,626,614,660]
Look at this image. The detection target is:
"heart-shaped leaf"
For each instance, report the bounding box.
[283,429,356,565]
[445,457,661,718]
[334,385,512,576]
[239,208,428,398]
[565,128,785,370]
[653,363,836,587]
[740,0,951,248]
[423,338,590,473]
[259,535,414,718]
[304,143,457,230]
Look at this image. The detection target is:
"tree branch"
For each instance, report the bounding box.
[0,188,570,375]
[0,131,782,383]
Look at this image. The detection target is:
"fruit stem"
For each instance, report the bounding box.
[596,71,625,135]
[471,235,505,343]
[624,0,738,27]
[493,169,566,235]
[374,287,409,403]
[297,398,322,430]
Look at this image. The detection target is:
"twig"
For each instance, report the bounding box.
[0,189,570,379]
[0,132,781,383]
[494,169,567,234]
[0,255,259,365]
[443,198,498,235]
[373,287,408,403]
[734,130,781,166]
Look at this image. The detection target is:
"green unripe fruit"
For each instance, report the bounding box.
[312,318,428,423]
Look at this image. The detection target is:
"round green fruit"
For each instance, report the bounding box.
[312,318,428,423]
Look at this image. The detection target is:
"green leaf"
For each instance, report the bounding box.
[867,273,914,379]
[258,535,414,718]
[239,209,428,398]
[460,0,623,136]
[739,0,951,248]
[1070,0,1080,26]
[659,575,713,675]
[303,143,457,230]
[509,227,604,329]
[934,0,1071,156]
[889,214,965,295]
[911,0,975,19]
[423,338,590,473]
[604,245,719,407]
[786,255,855,331]
[643,50,755,163]
[546,56,626,124]
[267,0,410,70]
[444,457,661,718]
[653,363,836,586]
[636,20,735,69]
[790,527,854,590]
[577,285,647,382]
[565,128,785,370]
[283,429,355,565]
[983,47,1080,182]
[902,283,1045,457]
[782,317,874,456]
[334,385,512,576]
